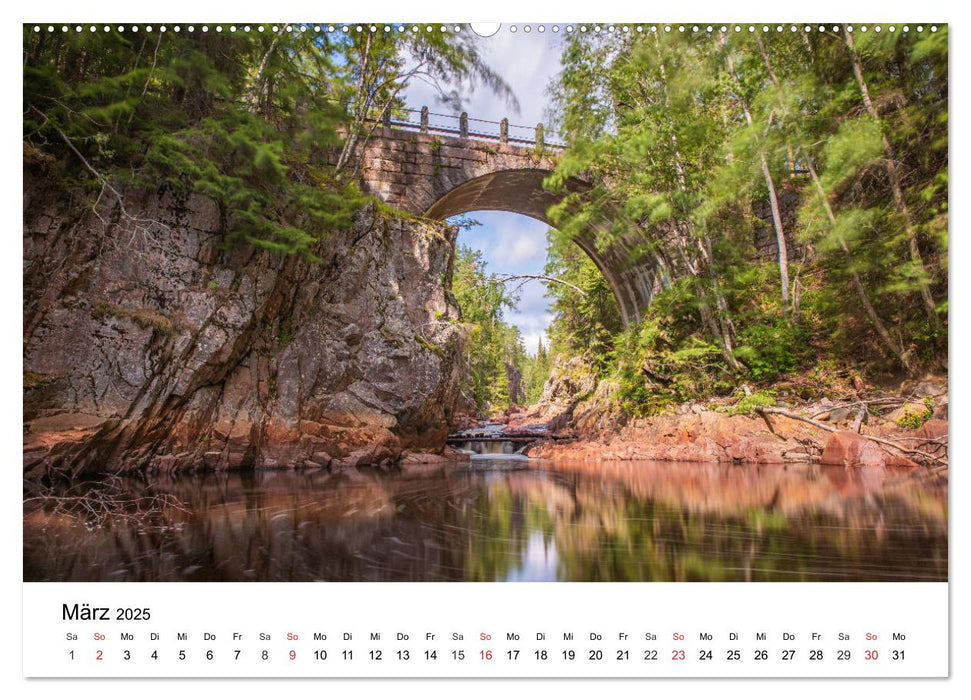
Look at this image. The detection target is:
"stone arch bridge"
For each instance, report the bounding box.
[356,108,658,326]
[356,108,794,326]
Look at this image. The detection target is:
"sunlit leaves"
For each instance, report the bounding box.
[819,117,885,191]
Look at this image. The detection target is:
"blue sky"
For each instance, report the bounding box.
[404,28,566,355]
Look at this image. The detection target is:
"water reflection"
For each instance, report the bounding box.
[23,458,947,582]
[505,531,559,582]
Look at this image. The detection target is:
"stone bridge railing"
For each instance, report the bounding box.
[373,106,563,149]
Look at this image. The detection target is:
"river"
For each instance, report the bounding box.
[23,457,946,583]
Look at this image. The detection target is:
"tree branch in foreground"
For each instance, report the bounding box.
[28,104,170,249]
[496,274,587,296]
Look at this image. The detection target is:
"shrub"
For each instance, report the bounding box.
[896,399,934,430]
[730,391,776,415]
[734,319,808,381]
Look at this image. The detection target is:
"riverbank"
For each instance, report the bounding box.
[524,409,946,471]
[504,376,949,472]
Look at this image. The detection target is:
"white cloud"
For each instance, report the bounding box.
[493,234,545,268]
[404,29,564,131]
[456,213,555,353]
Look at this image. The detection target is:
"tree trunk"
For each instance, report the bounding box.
[726,50,790,311]
[246,32,283,114]
[844,28,939,330]
[655,33,742,371]
[336,34,374,173]
[805,156,914,373]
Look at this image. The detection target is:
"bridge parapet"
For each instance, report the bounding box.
[377,106,561,148]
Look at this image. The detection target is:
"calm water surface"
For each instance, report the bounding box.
[23,458,947,582]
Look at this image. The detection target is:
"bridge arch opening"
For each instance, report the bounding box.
[422,169,640,326]
[449,211,557,357]
[446,207,627,413]
[360,125,657,324]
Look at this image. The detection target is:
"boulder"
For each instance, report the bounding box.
[912,418,948,458]
[820,430,919,470]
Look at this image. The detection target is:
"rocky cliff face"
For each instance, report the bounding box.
[24,178,464,476]
[519,355,598,432]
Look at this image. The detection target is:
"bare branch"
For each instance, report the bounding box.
[496,273,587,296]
[757,406,946,466]
[24,475,189,530]
[29,105,171,253]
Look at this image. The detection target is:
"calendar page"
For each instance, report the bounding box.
[16,0,955,691]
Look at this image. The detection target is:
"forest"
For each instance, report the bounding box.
[457,26,947,418]
[23,26,511,256]
[22,24,948,422]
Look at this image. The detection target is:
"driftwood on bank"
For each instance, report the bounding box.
[756,406,946,467]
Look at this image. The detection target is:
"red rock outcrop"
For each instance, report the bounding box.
[527,410,817,464]
[527,408,940,468]
[820,431,919,470]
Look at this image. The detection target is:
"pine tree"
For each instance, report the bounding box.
[23,26,512,259]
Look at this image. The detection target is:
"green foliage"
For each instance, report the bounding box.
[734,319,808,381]
[23,29,364,257]
[896,399,934,430]
[818,117,885,191]
[544,229,623,370]
[730,391,777,416]
[452,244,523,413]
[604,281,733,416]
[541,25,947,416]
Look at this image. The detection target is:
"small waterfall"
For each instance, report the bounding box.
[455,440,519,455]
[447,422,542,461]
